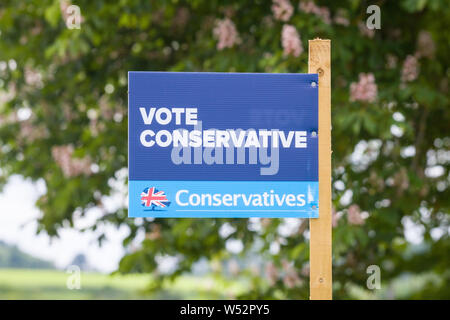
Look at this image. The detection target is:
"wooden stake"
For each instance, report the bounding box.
[308,39,332,300]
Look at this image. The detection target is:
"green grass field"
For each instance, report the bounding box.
[0,269,247,300]
[1,268,441,299]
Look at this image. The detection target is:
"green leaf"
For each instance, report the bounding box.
[44,1,61,28]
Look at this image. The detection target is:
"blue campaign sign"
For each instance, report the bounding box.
[128,72,318,218]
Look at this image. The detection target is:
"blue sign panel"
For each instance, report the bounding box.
[128,72,318,218]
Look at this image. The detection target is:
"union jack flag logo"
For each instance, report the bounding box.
[140,187,171,210]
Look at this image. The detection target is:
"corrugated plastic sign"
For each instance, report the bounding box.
[128,72,318,218]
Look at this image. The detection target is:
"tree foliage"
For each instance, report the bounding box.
[0,0,449,298]
[0,240,54,269]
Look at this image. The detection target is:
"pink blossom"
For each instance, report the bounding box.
[334,9,349,26]
[393,168,409,196]
[401,55,419,82]
[19,121,48,143]
[173,7,190,29]
[316,7,331,24]
[99,95,113,120]
[281,24,303,57]
[283,270,301,288]
[299,1,317,14]
[358,21,375,38]
[265,262,279,285]
[347,204,365,225]
[300,263,310,277]
[262,15,275,28]
[24,66,43,88]
[369,171,385,192]
[349,73,378,103]
[213,18,240,50]
[271,0,294,22]
[416,30,435,59]
[31,22,43,36]
[281,260,302,288]
[332,207,341,228]
[52,144,92,177]
[389,29,402,39]
[62,104,76,121]
[299,1,331,24]
[228,259,240,276]
[281,259,290,271]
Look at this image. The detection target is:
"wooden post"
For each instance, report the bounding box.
[308,39,332,300]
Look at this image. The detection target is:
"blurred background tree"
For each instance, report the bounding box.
[0,0,448,299]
